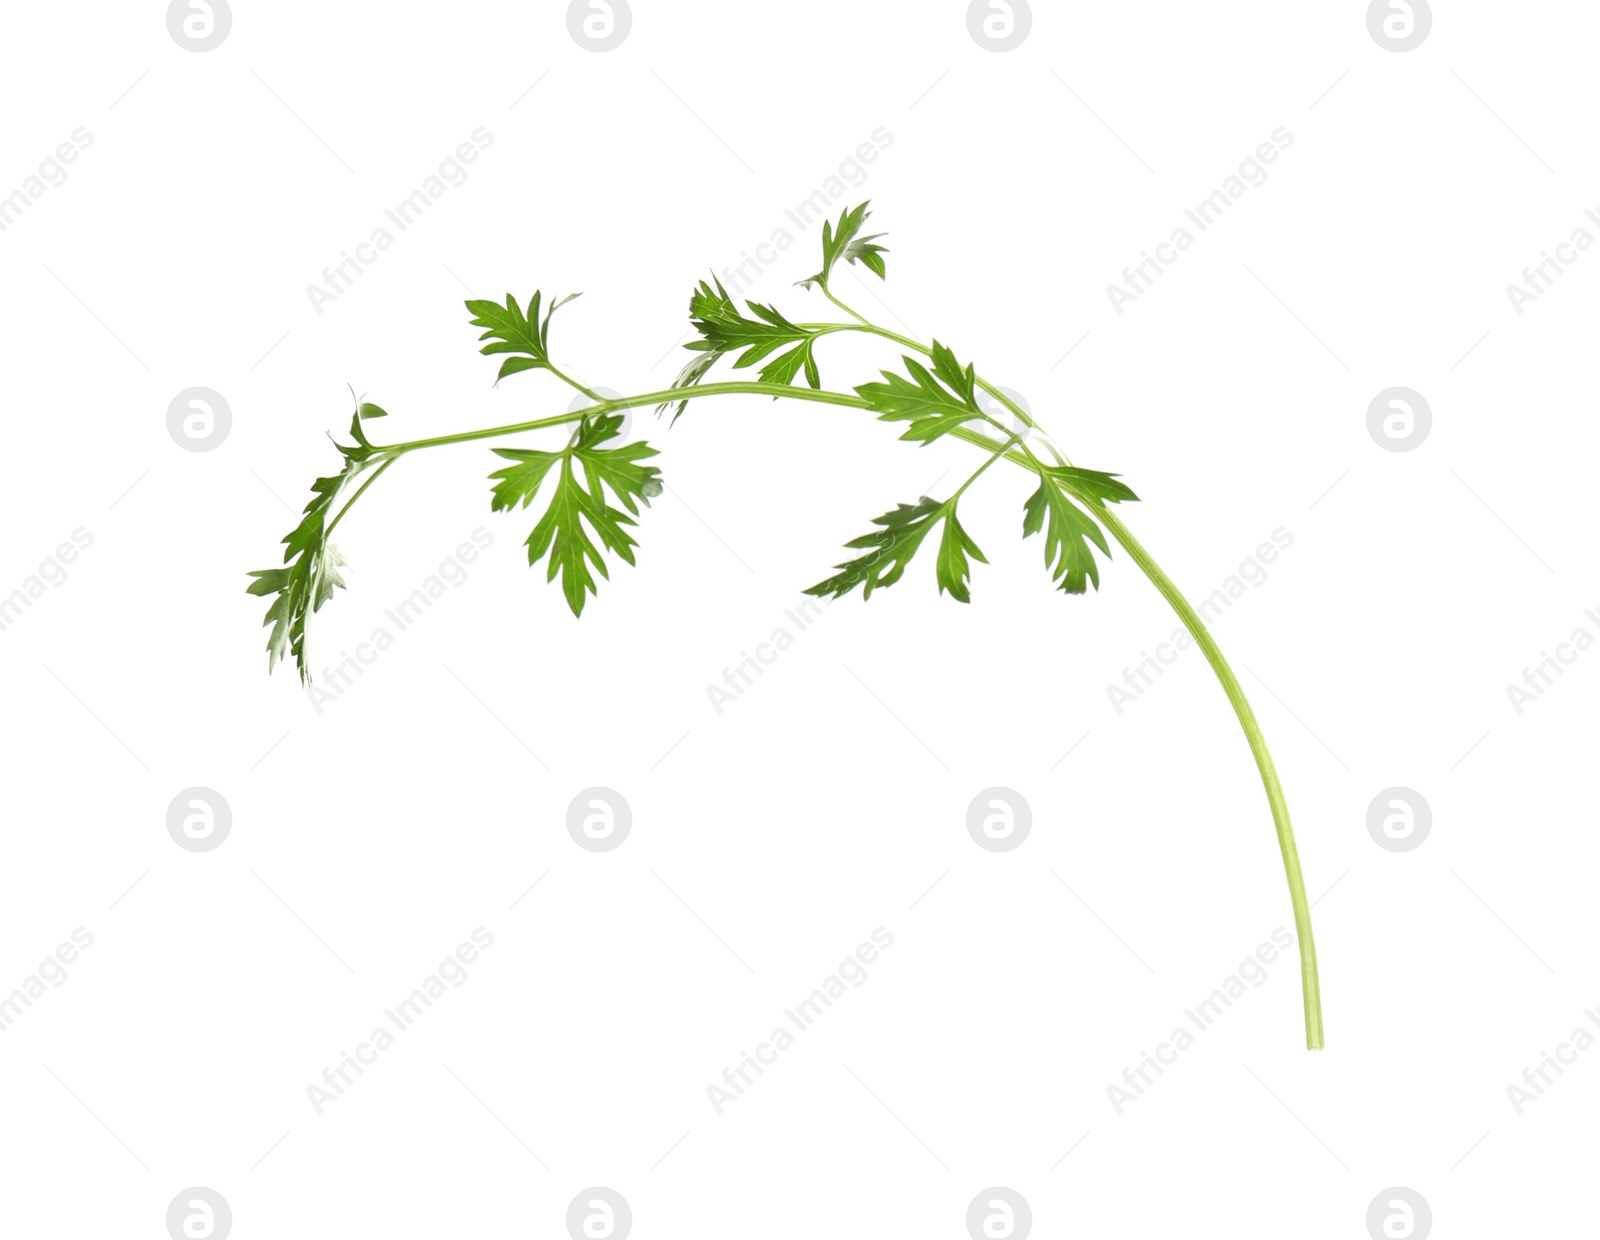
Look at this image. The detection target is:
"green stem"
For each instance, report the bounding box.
[369,382,872,455]
[548,366,604,404]
[953,431,1021,500]
[325,457,395,537]
[804,292,1036,428]
[803,311,1062,457]
[821,284,870,326]
[811,296,1317,1043]
[350,365,1324,1052]
[1088,503,1324,1050]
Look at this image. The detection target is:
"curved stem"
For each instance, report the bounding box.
[371,408,589,454]
[1089,503,1324,1050]
[370,382,872,454]
[302,363,1325,1050]
[548,365,604,404]
[810,298,1317,1044]
[341,381,1033,544]
[954,432,1021,499]
[325,457,395,537]
[821,284,870,325]
[803,313,1061,455]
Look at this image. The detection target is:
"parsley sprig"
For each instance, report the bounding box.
[247,201,1325,1052]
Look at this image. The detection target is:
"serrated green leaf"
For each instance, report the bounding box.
[523,461,619,615]
[1021,467,1136,595]
[927,340,976,404]
[855,341,986,444]
[659,350,720,423]
[687,278,811,364]
[935,507,988,603]
[1022,477,1107,594]
[488,414,662,616]
[1046,465,1140,507]
[659,277,821,418]
[246,456,368,681]
[465,291,581,384]
[572,415,664,515]
[758,337,821,389]
[487,446,563,513]
[337,386,392,459]
[805,494,983,602]
[246,385,409,679]
[797,201,889,290]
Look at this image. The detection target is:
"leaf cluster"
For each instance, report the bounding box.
[1022,467,1139,594]
[465,291,581,383]
[660,279,823,419]
[805,495,987,604]
[245,398,390,680]
[856,341,987,444]
[489,414,664,616]
[251,203,1144,680]
[797,201,888,290]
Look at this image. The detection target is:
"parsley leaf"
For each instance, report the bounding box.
[658,350,720,422]
[245,399,391,681]
[1021,466,1139,594]
[934,506,988,603]
[465,291,581,384]
[797,201,889,290]
[855,341,987,444]
[343,395,388,456]
[758,336,821,389]
[806,495,987,603]
[685,278,811,364]
[1048,466,1140,507]
[661,278,822,418]
[488,414,663,615]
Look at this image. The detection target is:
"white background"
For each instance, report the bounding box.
[0,1,1594,1236]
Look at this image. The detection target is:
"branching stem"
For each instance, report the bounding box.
[316,306,1324,1050]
